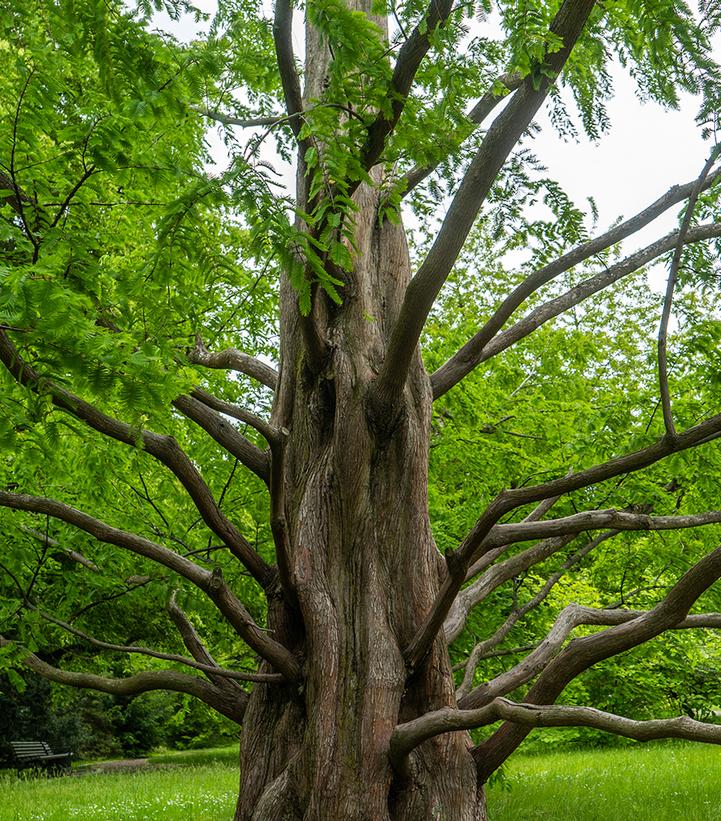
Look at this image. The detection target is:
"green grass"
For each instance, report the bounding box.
[489,742,721,820]
[3,742,721,819]
[147,745,239,767]
[0,747,239,821]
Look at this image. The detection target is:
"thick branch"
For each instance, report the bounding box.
[188,336,278,390]
[400,71,523,197]
[0,491,300,680]
[473,541,721,778]
[0,636,247,724]
[361,0,455,172]
[433,216,721,398]
[372,0,597,412]
[172,394,270,484]
[273,0,303,138]
[390,697,721,769]
[404,405,721,674]
[0,332,272,585]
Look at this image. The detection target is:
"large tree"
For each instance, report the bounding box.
[4,0,721,818]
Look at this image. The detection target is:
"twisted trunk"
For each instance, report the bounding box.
[234,167,485,817]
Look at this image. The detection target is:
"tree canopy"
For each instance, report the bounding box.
[4,0,721,817]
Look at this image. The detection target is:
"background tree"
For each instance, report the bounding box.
[4,1,721,819]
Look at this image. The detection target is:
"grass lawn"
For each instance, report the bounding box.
[2,742,721,819]
[0,747,240,821]
[490,742,721,820]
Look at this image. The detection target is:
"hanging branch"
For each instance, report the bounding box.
[658,147,721,438]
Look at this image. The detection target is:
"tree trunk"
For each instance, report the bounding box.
[232,6,486,816]
[233,165,485,818]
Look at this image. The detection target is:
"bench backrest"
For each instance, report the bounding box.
[10,741,53,761]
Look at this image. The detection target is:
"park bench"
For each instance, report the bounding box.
[10,741,72,774]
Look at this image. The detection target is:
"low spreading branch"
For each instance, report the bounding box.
[390,697,721,770]
[455,533,618,697]
[29,604,283,684]
[0,636,247,724]
[472,542,721,777]
[405,408,721,674]
[0,491,301,681]
[0,331,272,585]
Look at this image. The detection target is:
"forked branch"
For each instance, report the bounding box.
[404,407,721,674]
[473,542,721,778]
[432,171,721,398]
[372,0,597,413]
[390,697,721,770]
[0,491,300,680]
[0,331,272,585]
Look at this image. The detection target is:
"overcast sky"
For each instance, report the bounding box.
[156,3,718,275]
